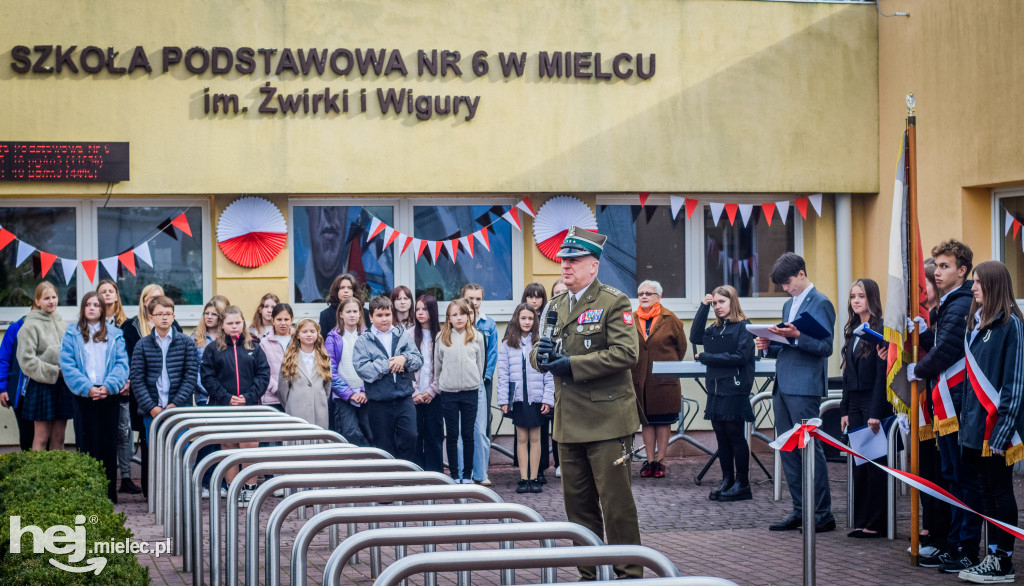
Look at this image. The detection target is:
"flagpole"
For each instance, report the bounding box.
[906,94,921,565]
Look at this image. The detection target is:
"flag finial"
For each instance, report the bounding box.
[905,93,916,115]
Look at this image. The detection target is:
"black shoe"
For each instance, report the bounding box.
[769,514,802,531]
[849,529,883,539]
[516,479,530,494]
[118,478,142,494]
[797,518,836,533]
[939,552,979,574]
[709,478,734,501]
[536,471,547,485]
[917,550,946,568]
[717,482,752,502]
[529,479,543,493]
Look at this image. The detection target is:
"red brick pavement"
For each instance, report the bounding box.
[108,437,1024,585]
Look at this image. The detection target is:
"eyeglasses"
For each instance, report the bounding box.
[152,312,174,318]
[637,292,659,297]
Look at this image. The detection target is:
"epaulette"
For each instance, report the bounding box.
[600,285,624,297]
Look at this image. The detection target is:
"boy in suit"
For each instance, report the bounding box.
[755,253,837,532]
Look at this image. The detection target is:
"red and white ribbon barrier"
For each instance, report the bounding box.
[770,420,1024,541]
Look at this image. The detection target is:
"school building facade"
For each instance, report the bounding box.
[0,0,1020,444]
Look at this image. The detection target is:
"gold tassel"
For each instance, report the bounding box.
[1005,443,1024,466]
[982,440,992,457]
[918,424,935,441]
[934,417,960,436]
[886,388,910,415]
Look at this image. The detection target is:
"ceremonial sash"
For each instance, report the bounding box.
[918,389,934,441]
[931,358,965,436]
[964,343,1024,464]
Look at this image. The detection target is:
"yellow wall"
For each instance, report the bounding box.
[865,0,1024,282]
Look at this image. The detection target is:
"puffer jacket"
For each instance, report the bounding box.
[200,334,270,406]
[59,322,129,398]
[916,281,973,413]
[258,334,288,405]
[325,327,366,401]
[496,337,554,407]
[959,312,1024,453]
[16,309,67,384]
[130,329,199,415]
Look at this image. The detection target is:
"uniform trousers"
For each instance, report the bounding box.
[559,437,642,580]
[73,394,121,503]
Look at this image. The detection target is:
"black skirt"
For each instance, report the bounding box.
[510,400,545,428]
[21,377,75,422]
[704,392,755,423]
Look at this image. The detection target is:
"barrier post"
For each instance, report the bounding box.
[802,419,815,586]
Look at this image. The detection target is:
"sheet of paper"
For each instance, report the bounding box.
[745,324,788,345]
[847,424,888,465]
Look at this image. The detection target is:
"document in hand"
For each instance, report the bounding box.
[744,324,788,345]
[784,313,831,339]
[847,424,888,465]
[853,322,888,347]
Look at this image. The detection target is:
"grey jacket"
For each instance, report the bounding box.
[352,326,423,401]
[433,329,486,393]
[16,309,67,384]
[766,287,836,397]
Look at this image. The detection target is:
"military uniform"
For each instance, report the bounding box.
[530,227,643,580]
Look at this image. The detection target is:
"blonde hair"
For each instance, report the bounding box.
[335,296,365,332]
[193,298,227,349]
[280,318,331,381]
[216,305,255,350]
[34,281,58,305]
[709,285,747,326]
[440,298,476,346]
[136,283,165,336]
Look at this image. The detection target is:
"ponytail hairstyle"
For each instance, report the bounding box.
[97,279,128,326]
[280,318,331,382]
[217,305,255,350]
[77,291,108,343]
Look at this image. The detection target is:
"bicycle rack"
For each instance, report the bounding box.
[887,416,906,540]
[166,422,320,544]
[372,545,682,585]
[314,521,601,586]
[583,580,737,586]
[185,445,387,573]
[148,406,278,512]
[159,414,303,525]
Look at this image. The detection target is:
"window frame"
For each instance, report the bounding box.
[595,194,803,319]
[991,186,1024,304]
[288,196,526,322]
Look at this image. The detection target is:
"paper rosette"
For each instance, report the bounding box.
[532,195,598,261]
[217,197,287,268]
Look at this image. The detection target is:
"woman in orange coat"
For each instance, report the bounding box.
[631,280,687,478]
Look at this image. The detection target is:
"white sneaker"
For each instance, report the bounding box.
[273,488,285,498]
[239,483,257,508]
[908,544,939,557]
[220,487,228,498]
[201,487,210,499]
[555,466,561,478]
[460,478,473,484]
[478,478,492,487]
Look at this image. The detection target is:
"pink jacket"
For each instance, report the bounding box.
[258,335,286,405]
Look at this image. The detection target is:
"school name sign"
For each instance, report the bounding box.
[9,45,657,122]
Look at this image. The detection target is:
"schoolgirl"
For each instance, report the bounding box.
[278,318,332,428]
[97,278,140,495]
[412,294,443,473]
[249,293,280,340]
[259,303,295,412]
[324,296,372,446]
[390,285,415,329]
[16,282,71,451]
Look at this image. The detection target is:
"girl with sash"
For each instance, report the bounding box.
[957,260,1024,583]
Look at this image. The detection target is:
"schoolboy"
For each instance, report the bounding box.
[353,295,423,461]
[754,253,836,533]
[461,283,498,485]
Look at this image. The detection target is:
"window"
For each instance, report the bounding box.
[596,204,686,297]
[291,205,395,303]
[412,205,513,301]
[994,189,1024,298]
[703,206,796,297]
[0,206,77,307]
[97,206,205,306]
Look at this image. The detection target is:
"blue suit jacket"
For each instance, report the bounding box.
[767,287,836,397]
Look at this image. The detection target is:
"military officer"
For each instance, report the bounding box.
[531,226,643,581]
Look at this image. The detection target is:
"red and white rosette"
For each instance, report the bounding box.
[217,196,287,268]
[532,195,598,261]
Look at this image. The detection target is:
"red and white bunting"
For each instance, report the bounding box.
[385,227,401,248]
[776,200,790,224]
[459,235,474,258]
[412,238,426,261]
[15,241,35,267]
[401,235,414,255]
[100,256,119,279]
[134,242,153,268]
[474,228,491,251]
[638,192,650,208]
[443,239,457,262]
[60,258,77,285]
[762,202,777,226]
[366,218,385,242]
[432,241,444,264]
[685,198,699,219]
[1006,211,1015,235]
[794,197,809,220]
[118,251,137,276]
[516,196,537,218]
[724,203,738,225]
[738,204,754,227]
[808,193,823,217]
[39,252,57,278]
[501,208,522,231]
[708,202,725,226]
[81,260,98,283]
[0,228,15,251]
[669,195,684,220]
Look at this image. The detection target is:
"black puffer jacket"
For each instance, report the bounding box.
[200,334,270,406]
[689,303,755,397]
[916,281,973,413]
[130,330,198,415]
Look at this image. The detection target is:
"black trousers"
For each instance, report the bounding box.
[367,397,417,461]
[414,398,445,474]
[12,402,35,451]
[331,397,372,447]
[440,390,477,480]
[711,420,749,484]
[960,446,1018,555]
[920,437,952,546]
[844,391,889,531]
[73,394,121,503]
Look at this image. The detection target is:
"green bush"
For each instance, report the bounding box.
[0,450,149,585]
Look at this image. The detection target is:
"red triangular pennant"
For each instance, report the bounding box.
[0,228,15,251]
[1014,219,1022,240]
[171,213,193,237]
[416,239,428,261]
[39,252,57,278]
[475,228,490,251]
[639,192,650,207]
[794,197,809,220]
[685,198,699,219]
[503,208,521,230]
[385,229,401,248]
[725,203,739,225]
[433,241,443,263]
[118,250,137,276]
[368,219,387,242]
[517,196,537,218]
[401,235,414,255]
[465,235,474,257]
[762,202,777,226]
[81,259,98,283]
[450,239,459,263]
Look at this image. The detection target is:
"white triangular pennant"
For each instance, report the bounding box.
[709,203,725,226]
[60,258,77,285]
[133,242,153,267]
[459,236,473,258]
[15,241,35,267]
[516,199,536,218]
[443,239,456,261]
[411,238,423,259]
[808,193,823,217]
[669,195,684,220]
[776,201,790,225]
[366,218,382,242]
[501,209,522,231]
[473,229,491,251]
[738,204,754,227]
[1007,211,1015,235]
[100,256,119,279]
[426,241,437,263]
[382,226,395,248]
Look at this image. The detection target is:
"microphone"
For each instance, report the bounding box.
[540,310,558,363]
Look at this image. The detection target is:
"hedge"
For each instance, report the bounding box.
[0,450,149,585]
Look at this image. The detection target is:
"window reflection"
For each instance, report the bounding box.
[596,205,685,298]
[413,205,512,301]
[703,207,794,297]
[0,207,77,307]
